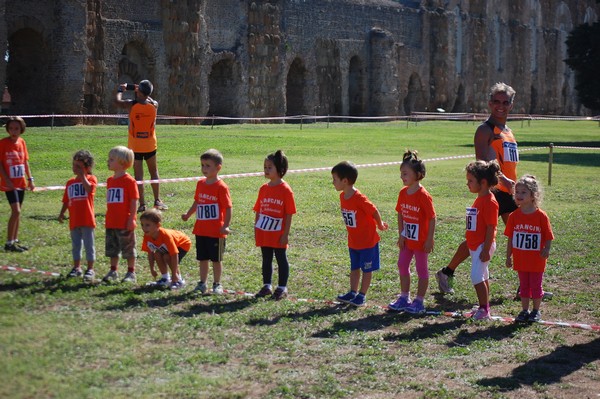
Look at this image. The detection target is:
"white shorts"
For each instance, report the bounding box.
[469,242,496,285]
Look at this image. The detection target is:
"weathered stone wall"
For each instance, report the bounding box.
[1,0,599,121]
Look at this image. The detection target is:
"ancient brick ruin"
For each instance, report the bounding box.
[1,0,598,122]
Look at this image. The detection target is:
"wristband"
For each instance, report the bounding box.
[28,177,34,181]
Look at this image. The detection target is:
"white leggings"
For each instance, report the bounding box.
[469,242,496,285]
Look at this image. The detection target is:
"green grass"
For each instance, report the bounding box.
[1,120,599,398]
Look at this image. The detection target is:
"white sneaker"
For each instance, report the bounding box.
[194,281,208,294]
[212,283,224,295]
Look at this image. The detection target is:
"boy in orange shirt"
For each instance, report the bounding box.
[332,161,388,307]
[58,150,98,281]
[140,209,191,290]
[182,149,232,294]
[103,146,139,284]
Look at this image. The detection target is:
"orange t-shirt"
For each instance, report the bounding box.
[142,227,192,255]
[465,192,499,251]
[340,189,380,250]
[395,186,436,251]
[489,123,518,193]
[128,101,158,153]
[62,174,98,229]
[0,136,29,191]
[253,181,296,248]
[504,208,554,272]
[105,173,139,230]
[192,178,232,238]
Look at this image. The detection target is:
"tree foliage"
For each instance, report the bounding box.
[565,21,600,114]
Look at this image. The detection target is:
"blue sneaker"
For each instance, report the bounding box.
[388,296,411,311]
[405,299,426,315]
[349,294,366,307]
[337,291,357,304]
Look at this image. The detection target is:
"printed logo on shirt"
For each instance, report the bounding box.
[256,213,283,232]
[136,131,149,138]
[107,187,124,203]
[196,203,220,220]
[512,232,541,251]
[503,141,519,163]
[68,183,87,199]
[402,222,419,241]
[342,210,357,228]
[9,164,25,179]
[466,207,478,231]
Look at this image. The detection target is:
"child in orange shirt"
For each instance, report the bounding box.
[463,160,500,321]
[388,150,436,314]
[103,146,139,284]
[0,116,34,252]
[505,175,554,323]
[182,149,232,295]
[141,209,191,290]
[58,150,98,281]
[253,150,296,300]
[332,161,388,307]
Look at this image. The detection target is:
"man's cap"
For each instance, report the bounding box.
[138,80,153,96]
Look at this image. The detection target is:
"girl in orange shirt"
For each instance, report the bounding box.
[464,160,500,321]
[253,150,296,300]
[505,175,554,323]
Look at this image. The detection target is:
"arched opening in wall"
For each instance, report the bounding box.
[286,57,306,118]
[403,73,426,115]
[207,58,240,124]
[452,84,466,112]
[530,85,538,114]
[348,56,366,117]
[6,28,51,121]
[118,42,156,102]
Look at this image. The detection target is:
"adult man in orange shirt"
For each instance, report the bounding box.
[114,79,167,212]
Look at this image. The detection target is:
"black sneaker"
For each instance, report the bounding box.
[528,309,542,322]
[4,243,25,253]
[255,285,273,298]
[271,287,287,301]
[515,310,530,323]
[67,268,83,278]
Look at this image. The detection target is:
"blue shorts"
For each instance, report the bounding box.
[349,243,380,273]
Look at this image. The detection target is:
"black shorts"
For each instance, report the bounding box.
[196,236,226,262]
[177,248,188,262]
[492,188,518,216]
[134,150,157,161]
[5,190,25,205]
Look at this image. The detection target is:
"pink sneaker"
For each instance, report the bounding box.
[473,307,490,321]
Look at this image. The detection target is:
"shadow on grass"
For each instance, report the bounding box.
[383,318,467,341]
[476,337,600,391]
[247,304,342,327]
[451,322,526,346]
[174,296,256,317]
[311,310,401,338]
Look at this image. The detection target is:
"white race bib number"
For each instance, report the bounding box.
[402,222,419,241]
[503,141,519,163]
[196,203,219,220]
[256,214,283,231]
[466,207,477,231]
[68,183,87,199]
[107,188,124,203]
[147,242,168,254]
[342,210,357,228]
[512,232,541,251]
[9,164,25,179]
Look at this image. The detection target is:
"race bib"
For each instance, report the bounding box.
[503,141,519,163]
[9,164,25,179]
[466,207,478,231]
[342,210,357,228]
[68,183,87,199]
[512,232,541,251]
[106,188,124,203]
[402,222,419,241]
[256,214,283,232]
[196,203,220,220]
[147,242,169,254]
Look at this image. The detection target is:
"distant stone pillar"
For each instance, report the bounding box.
[368,27,398,116]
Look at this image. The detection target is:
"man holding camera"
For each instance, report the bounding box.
[114,80,167,212]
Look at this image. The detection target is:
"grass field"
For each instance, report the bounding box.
[0,120,599,398]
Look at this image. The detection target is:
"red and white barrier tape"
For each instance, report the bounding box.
[29,147,549,192]
[1,265,61,277]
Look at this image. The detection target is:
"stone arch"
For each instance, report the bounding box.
[6,27,51,118]
[207,57,241,121]
[348,56,366,117]
[403,73,427,115]
[118,41,157,100]
[285,57,306,116]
